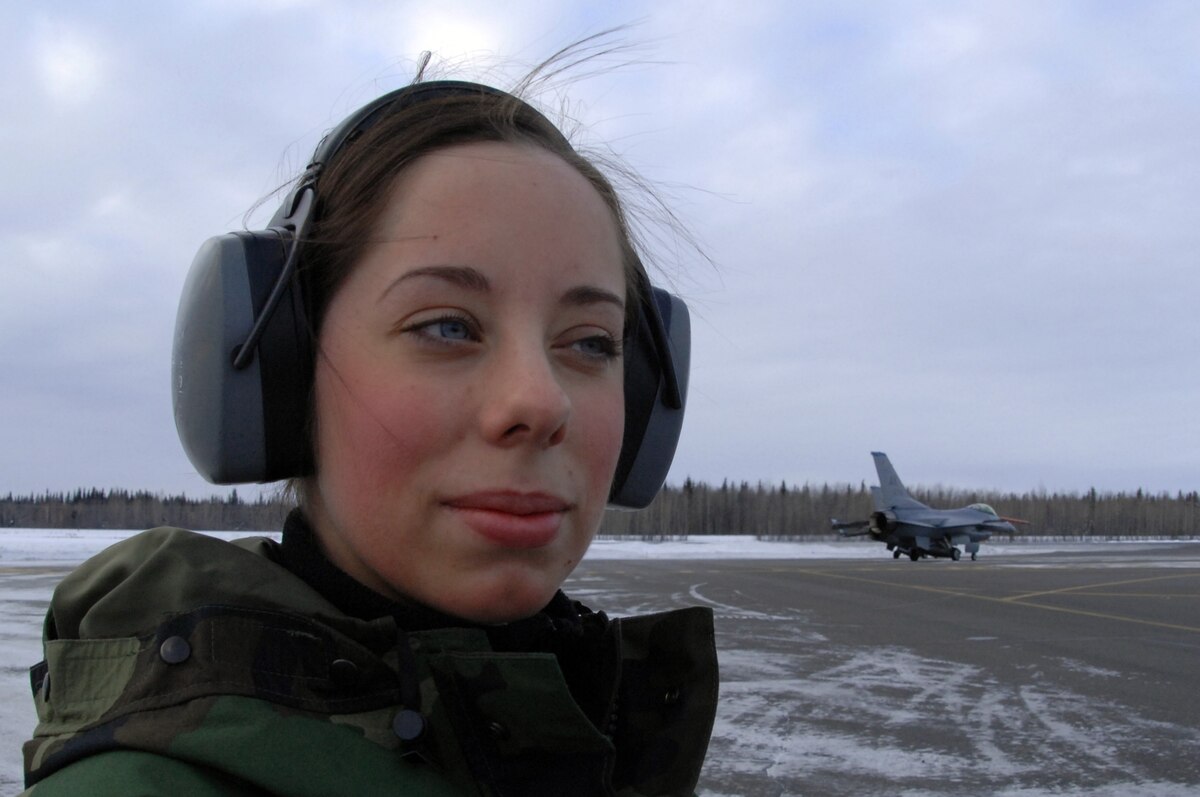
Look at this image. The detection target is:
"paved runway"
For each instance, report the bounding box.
[567,542,1200,796]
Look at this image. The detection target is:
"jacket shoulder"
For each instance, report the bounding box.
[47,527,335,640]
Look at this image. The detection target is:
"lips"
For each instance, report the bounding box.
[444,491,571,549]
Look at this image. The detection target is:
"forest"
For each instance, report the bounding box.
[3,481,1198,538]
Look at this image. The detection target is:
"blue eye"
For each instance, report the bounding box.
[572,335,621,360]
[399,314,479,345]
[431,318,471,340]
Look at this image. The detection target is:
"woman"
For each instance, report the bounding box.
[20,65,717,796]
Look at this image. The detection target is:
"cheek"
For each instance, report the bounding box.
[313,362,450,497]
[576,383,626,490]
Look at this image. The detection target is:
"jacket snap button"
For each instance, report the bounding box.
[392,709,426,742]
[329,658,359,688]
[663,686,682,705]
[159,636,191,664]
[487,721,510,740]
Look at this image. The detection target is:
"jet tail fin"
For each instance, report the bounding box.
[871,452,928,511]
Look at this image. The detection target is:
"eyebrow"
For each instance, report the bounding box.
[562,284,625,312]
[380,264,624,311]
[380,265,490,301]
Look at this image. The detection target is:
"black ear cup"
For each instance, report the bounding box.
[608,287,690,508]
[172,81,690,502]
[173,229,311,484]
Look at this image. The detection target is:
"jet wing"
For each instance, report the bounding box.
[898,516,979,532]
[893,519,944,529]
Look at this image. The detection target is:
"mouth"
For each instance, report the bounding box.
[443,491,572,549]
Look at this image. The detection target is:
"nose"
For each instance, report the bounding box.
[479,342,571,448]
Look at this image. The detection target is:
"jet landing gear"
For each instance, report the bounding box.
[892,543,979,562]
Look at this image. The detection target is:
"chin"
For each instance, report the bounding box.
[449,576,559,625]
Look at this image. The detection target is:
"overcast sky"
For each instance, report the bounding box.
[3,1,1198,501]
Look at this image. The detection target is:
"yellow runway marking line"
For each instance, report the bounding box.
[789,568,1200,635]
[1005,573,1200,602]
[1060,592,1200,598]
[991,600,1200,634]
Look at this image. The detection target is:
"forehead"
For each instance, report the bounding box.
[376,141,622,264]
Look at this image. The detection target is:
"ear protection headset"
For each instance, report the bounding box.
[172,81,689,509]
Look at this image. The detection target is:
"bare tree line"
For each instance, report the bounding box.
[3,481,1198,538]
[0,488,290,531]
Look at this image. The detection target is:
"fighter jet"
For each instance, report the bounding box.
[832,452,1027,561]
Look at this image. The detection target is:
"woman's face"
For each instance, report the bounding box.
[305,140,627,623]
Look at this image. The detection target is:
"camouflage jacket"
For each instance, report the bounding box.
[20,528,718,796]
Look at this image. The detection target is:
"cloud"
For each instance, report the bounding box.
[29,16,108,108]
